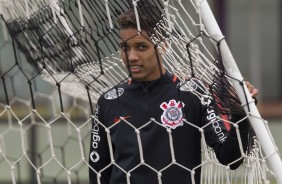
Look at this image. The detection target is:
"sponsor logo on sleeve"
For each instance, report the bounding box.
[206,107,227,143]
[90,151,100,163]
[179,79,211,106]
[160,99,185,129]
[104,88,124,100]
[179,80,198,92]
[90,105,101,163]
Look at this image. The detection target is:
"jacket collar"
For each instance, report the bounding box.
[128,71,178,90]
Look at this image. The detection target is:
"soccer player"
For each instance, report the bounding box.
[88,4,258,184]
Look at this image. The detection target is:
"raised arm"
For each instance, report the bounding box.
[203,81,258,169]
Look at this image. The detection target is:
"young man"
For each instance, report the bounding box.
[88,7,258,184]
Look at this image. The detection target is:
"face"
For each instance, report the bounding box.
[120,28,165,81]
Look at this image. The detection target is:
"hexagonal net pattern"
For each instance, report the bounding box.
[0,0,281,183]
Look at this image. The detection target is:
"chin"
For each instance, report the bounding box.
[131,77,142,81]
[131,75,145,81]
[130,73,141,78]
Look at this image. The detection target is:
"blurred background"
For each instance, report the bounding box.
[214,1,282,152]
[216,2,282,180]
[0,0,281,183]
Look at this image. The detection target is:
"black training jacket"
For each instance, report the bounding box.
[89,72,249,184]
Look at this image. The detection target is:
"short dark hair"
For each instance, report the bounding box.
[117,9,143,30]
[117,1,163,38]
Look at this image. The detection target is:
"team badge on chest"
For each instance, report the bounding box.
[160,99,185,129]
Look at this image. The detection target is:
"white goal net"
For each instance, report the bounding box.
[0,0,281,183]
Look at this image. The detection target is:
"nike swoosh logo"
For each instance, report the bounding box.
[113,116,131,124]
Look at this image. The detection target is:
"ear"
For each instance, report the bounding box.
[159,39,170,55]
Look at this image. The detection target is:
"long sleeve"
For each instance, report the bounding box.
[89,100,112,184]
[183,77,250,170]
[202,102,250,170]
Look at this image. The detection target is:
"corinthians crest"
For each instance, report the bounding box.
[160,99,185,129]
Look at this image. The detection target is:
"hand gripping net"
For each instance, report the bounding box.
[0,0,281,183]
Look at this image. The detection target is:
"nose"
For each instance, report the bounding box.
[127,49,138,62]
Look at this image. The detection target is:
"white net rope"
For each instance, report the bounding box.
[0,0,280,183]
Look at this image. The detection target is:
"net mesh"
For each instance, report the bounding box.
[0,0,280,183]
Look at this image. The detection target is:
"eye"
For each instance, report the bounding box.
[137,44,147,51]
[120,44,129,51]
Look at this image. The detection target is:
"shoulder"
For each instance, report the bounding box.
[98,81,130,102]
[177,77,212,106]
[178,77,206,92]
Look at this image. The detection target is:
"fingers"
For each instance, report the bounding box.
[244,81,259,98]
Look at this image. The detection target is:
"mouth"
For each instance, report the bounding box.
[129,65,141,73]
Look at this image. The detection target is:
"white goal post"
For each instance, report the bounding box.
[194,0,282,182]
